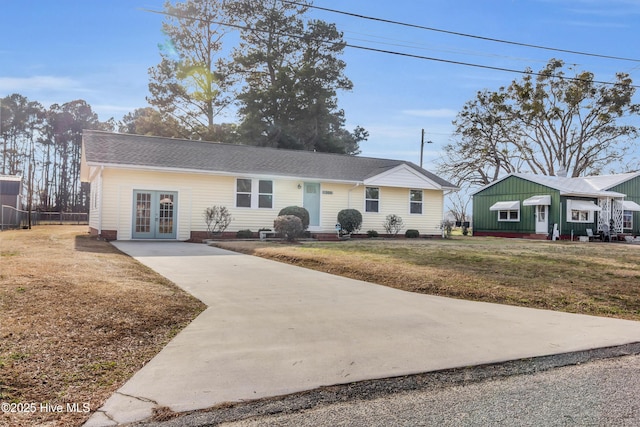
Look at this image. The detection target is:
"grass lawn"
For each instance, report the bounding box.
[0,226,205,427]
[215,237,640,321]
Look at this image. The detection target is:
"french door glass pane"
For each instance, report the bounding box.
[135,193,151,233]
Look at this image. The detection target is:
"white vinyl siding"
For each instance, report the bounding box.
[96,168,446,239]
[355,186,443,236]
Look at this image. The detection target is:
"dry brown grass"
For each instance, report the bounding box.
[0,226,205,427]
[215,238,640,321]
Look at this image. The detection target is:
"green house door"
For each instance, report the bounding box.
[536,205,548,234]
[303,183,321,227]
[132,190,177,239]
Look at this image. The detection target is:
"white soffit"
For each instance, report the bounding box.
[523,195,551,206]
[489,201,520,211]
[364,164,440,190]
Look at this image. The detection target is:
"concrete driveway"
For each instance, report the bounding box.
[86,242,640,426]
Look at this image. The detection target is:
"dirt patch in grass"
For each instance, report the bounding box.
[215,238,640,321]
[0,226,205,427]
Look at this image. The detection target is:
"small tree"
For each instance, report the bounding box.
[278,206,310,230]
[337,209,362,235]
[383,214,404,236]
[203,205,232,236]
[440,220,454,239]
[274,215,304,242]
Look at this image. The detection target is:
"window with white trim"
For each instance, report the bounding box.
[236,178,273,209]
[410,189,423,214]
[566,199,597,223]
[365,187,379,213]
[623,211,633,230]
[498,210,519,221]
[258,180,273,208]
[236,179,252,208]
[571,210,591,222]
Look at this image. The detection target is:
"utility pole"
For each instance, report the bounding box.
[419,128,432,168]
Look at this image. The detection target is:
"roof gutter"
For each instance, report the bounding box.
[98,166,104,236]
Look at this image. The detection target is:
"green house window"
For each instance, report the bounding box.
[490,201,520,222]
[623,211,633,230]
[498,210,519,221]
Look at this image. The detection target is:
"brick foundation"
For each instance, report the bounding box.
[89,227,118,240]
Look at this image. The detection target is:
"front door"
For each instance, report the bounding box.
[536,205,548,234]
[132,190,177,239]
[303,183,321,227]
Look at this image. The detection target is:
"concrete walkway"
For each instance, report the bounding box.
[86,242,640,426]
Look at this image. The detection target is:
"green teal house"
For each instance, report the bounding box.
[472,172,640,239]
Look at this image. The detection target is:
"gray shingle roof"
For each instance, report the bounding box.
[82,130,457,189]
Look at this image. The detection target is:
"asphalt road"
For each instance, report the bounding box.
[135,344,640,427]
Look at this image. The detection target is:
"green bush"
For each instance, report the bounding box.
[236,229,253,238]
[278,206,310,230]
[274,215,304,242]
[337,209,363,235]
[383,214,404,236]
[405,229,420,238]
[367,230,379,238]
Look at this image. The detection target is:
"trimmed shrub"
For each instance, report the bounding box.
[337,209,363,235]
[274,215,304,242]
[383,214,404,236]
[405,229,420,238]
[367,230,379,238]
[236,229,253,238]
[278,206,310,230]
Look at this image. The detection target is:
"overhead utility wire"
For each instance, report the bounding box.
[280,0,640,63]
[142,8,640,89]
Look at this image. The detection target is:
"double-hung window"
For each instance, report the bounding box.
[236,178,273,209]
[236,179,252,208]
[623,211,633,230]
[365,187,379,213]
[258,180,273,208]
[410,190,423,214]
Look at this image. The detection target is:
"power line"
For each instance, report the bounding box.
[141,8,640,89]
[281,0,640,64]
[345,44,640,89]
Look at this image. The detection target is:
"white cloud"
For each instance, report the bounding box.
[402,109,458,119]
[0,75,83,92]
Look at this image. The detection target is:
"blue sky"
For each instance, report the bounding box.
[2,0,639,170]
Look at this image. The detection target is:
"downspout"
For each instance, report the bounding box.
[559,200,562,239]
[98,166,104,237]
